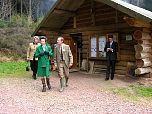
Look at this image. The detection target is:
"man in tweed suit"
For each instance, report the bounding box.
[54,37,73,92]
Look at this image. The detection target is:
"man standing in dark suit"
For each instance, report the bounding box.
[104,35,118,80]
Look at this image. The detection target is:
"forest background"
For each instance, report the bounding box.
[0,0,152,60]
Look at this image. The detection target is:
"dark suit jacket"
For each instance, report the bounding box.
[104,41,118,61]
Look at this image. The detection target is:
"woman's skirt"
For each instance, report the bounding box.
[37,66,51,77]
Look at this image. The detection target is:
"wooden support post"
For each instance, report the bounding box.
[73,16,77,28]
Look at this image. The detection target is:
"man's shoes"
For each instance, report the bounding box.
[59,78,65,92]
[105,78,109,81]
[42,85,46,92]
[111,78,114,80]
[111,74,114,80]
[65,77,69,87]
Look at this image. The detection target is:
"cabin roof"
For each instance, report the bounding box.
[32,0,152,36]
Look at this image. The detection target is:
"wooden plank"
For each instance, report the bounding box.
[120,55,136,61]
[82,41,89,45]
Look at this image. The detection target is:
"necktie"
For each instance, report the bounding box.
[60,46,63,61]
[110,43,112,48]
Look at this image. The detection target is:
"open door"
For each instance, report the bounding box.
[64,37,77,68]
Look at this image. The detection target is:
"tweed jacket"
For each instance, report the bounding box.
[27,42,40,60]
[54,43,73,68]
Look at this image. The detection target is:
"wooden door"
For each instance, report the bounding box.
[64,37,77,68]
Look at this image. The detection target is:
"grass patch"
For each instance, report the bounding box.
[111,85,152,105]
[0,61,31,78]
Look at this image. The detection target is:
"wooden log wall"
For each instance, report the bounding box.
[133,30,152,75]
[61,0,137,75]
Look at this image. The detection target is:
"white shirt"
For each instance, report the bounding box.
[42,45,46,51]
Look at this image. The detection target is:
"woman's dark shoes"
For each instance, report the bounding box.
[46,78,51,90]
[42,85,46,92]
[26,66,30,71]
[32,73,37,80]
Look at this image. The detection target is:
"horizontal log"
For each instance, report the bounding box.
[115,70,126,75]
[136,58,152,68]
[137,40,152,45]
[93,65,107,70]
[139,73,152,78]
[120,50,135,55]
[120,55,135,61]
[135,53,152,59]
[82,45,89,49]
[120,44,135,50]
[82,49,89,53]
[123,16,152,28]
[116,61,128,67]
[115,66,127,70]
[134,44,152,53]
[135,67,152,75]
[133,30,151,40]
[82,54,88,59]
[82,41,89,45]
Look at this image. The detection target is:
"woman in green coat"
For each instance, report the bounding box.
[35,37,53,92]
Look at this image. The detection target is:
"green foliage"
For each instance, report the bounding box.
[112,85,152,103]
[0,61,30,78]
[0,19,9,28]
[136,86,152,97]
[0,27,34,59]
[0,15,42,29]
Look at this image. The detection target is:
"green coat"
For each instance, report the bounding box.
[35,44,53,77]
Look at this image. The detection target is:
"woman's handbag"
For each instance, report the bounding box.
[26,61,30,71]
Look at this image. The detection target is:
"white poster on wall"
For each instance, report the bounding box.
[91,37,97,57]
[99,36,106,57]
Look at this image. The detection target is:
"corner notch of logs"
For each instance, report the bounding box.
[133,29,152,77]
[124,16,152,77]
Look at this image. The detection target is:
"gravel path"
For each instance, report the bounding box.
[0,72,152,114]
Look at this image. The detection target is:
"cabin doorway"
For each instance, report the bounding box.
[63,36,77,68]
[70,33,83,69]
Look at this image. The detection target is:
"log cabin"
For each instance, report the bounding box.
[32,0,152,78]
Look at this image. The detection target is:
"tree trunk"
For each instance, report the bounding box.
[133,30,151,40]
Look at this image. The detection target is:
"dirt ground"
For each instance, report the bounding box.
[0,71,152,114]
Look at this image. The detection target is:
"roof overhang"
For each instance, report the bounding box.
[32,0,152,36]
[32,0,85,36]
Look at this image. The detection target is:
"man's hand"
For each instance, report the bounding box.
[107,48,113,52]
[109,48,113,52]
[27,58,30,61]
[52,65,57,71]
[69,64,73,68]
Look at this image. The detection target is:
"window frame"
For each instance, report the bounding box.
[89,33,119,60]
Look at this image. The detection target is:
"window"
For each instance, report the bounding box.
[90,33,118,59]
[90,36,97,57]
[90,35,106,59]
